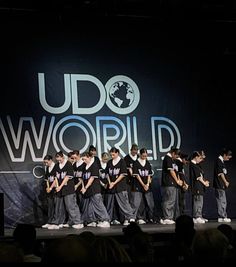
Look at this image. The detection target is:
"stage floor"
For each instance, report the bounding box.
[2,220,236,241]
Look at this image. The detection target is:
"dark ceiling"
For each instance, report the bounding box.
[1,0,236,54]
[0,0,236,22]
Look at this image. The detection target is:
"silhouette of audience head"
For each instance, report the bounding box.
[175,215,195,245]
[217,224,234,245]
[42,235,91,263]
[191,228,229,263]
[122,222,142,238]
[92,236,131,262]
[13,224,37,254]
[0,242,24,262]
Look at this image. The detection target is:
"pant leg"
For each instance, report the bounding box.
[193,194,203,218]
[90,193,110,222]
[130,191,142,219]
[64,193,83,224]
[162,187,177,220]
[47,196,55,224]
[179,189,186,216]
[104,193,115,221]
[81,197,96,224]
[115,191,135,221]
[51,196,65,225]
[215,189,227,218]
[144,191,155,220]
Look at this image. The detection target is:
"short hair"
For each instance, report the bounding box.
[220,148,232,157]
[131,144,139,151]
[81,151,92,158]
[72,150,80,156]
[109,147,120,154]
[101,152,109,159]
[43,155,53,161]
[67,151,74,158]
[89,145,96,152]
[170,147,181,155]
[55,151,64,157]
[140,148,148,155]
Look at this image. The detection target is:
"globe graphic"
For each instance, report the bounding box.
[109,81,135,108]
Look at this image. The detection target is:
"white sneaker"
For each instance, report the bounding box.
[218,218,225,223]
[72,224,84,229]
[58,224,64,228]
[160,219,166,224]
[160,219,175,225]
[42,224,49,228]
[194,217,205,224]
[47,224,60,230]
[97,221,110,228]
[63,224,70,227]
[202,218,208,222]
[138,219,146,225]
[87,222,97,227]
[111,220,121,225]
[224,218,231,223]
[123,220,129,226]
[165,219,175,224]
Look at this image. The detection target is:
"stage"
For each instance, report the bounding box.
[2,220,236,242]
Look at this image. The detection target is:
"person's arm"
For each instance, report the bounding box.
[197,176,209,187]
[135,174,146,188]
[81,177,95,194]
[170,170,183,186]
[56,176,70,192]
[109,174,125,189]
[219,173,229,187]
[46,179,56,193]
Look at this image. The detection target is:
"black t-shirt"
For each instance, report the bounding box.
[213,157,228,190]
[82,161,101,198]
[175,159,187,183]
[189,161,205,195]
[106,158,127,193]
[93,156,102,169]
[54,161,75,196]
[124,154,138,185]
[99,162,108,184]
[161,154,178,187]
[44,164,56,196]
[73,160,86,191]
[133,159,153,192]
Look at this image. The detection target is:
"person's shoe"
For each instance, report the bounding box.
[202,218,208,222]
[42,224,49,228]
[137,219,146,225]
[160,219,175,225]
[164,219,175,224]
[97,221,110,228]
[87,222,97,227]
[63,223,70,227]
[111,220,121,225]
[72,224,84,229]
[160,219,166,224]
[218,218,225,223]
[194,217,205,224]
[58,224,64,228]
[47,224,60,229]
[123,220,129,226]
[224,218,231,223]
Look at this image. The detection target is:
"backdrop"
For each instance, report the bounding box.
[0,18,235,227]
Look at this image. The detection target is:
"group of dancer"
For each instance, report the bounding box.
[42,144,232,229]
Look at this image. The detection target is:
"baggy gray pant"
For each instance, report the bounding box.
[162,186,178,220]
[215,189,227,218]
